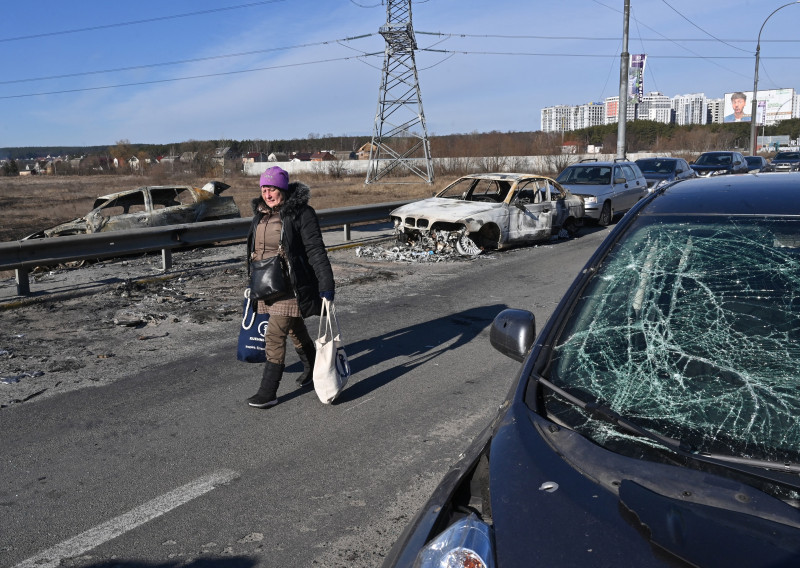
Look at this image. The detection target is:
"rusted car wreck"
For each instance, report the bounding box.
[24,181,240,239]
[389,173,584,256]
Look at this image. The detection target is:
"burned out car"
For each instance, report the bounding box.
[384,173,800,568]
[389,173,584,256]
[23,181,240,239]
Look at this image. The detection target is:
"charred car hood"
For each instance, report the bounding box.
[391,197,503,221]
[487,402,800,567]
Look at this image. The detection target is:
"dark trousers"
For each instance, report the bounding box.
[265,315,313,365]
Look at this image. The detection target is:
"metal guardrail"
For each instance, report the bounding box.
[0,200,412,296]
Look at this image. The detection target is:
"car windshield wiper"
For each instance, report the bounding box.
[535,374,800,491]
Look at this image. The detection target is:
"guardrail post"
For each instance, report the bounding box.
[343,223,351,241]
[15,267,30,296]
[162,248,172,271]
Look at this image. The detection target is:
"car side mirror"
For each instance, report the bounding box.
[490,309,536,362]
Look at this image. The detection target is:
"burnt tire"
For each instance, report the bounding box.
[455,235,482,257]
[598,201,613,227]
[563,217,579,237]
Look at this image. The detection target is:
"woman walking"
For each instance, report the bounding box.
[246,166,335,408]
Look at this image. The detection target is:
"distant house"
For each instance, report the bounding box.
[310,151,336,161]
[243,152,268,164]
[267,152,288,162]
[356,143,376,160]
[212,147,234,164]
[128,156,140,171]
[291,152,313,162]
[179,152,197,163]
[561,141,579,154]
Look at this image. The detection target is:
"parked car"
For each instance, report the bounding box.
[389,173,584,256]
[634,156,697,190]
[764,151,800,172]
[744,155,769,172]
[689,151,749,177]
[555,158,648,225]
[383,173,800,568]
[23,181,240,239]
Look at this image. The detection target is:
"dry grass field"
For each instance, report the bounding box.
[0,172,446,243]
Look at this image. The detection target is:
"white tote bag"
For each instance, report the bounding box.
[313,298,351,404]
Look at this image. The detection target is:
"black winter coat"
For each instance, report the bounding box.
[247,181,334,318]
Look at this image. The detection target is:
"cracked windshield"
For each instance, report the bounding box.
[547,215,800,464]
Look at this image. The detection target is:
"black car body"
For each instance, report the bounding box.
[744,155,768,172]
[689,151,749,177]
[635,157,696,190]
[765,151,800,172]
[383,173,800,568]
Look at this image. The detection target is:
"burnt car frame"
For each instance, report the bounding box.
[389,173,584,256]
[24,181,240,239]
[384,173,800,568]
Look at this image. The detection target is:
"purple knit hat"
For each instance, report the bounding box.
[259,166,289,191]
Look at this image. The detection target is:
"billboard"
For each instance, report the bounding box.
[723,88,795,125]
[628,54,646,103]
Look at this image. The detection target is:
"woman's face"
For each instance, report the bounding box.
[261,185,284,208]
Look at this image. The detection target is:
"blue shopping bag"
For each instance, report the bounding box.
[237,288,269,363]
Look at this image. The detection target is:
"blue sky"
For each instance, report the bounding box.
[2,0,799,147]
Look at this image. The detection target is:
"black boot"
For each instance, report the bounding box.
[295,342,316,388]
[248,361,284,408]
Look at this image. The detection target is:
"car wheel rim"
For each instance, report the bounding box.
[455,235,482,257]
[599,202,612,226]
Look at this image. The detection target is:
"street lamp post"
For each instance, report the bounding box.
[750,1,799,155]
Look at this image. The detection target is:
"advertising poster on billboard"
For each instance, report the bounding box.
[724,88,795,125]
[628,54,646,103]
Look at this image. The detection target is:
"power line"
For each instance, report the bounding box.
[6,47,798,100]
[0,34,377,86]
[0,0,288,43]
[419,48,800,59]
[415,30,799,43]
[660,0,750,53]
[0,53,383,100]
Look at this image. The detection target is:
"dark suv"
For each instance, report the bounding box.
[635,157,696,191]
[690,151,749,177]
[765,151,800,172]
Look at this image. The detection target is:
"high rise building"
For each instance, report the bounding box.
[541,105,575,133]
[672,93,707,126]
[635,92,673,123]
[706,98,723,124]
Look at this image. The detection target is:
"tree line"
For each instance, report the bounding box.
[3,118,799,177]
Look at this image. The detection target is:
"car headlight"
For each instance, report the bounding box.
[413,515,495,568]
[582,195,597,204]
[710,169,729,176]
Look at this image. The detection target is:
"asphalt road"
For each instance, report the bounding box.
[0,226,610,568]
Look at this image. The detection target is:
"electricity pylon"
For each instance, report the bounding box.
[366,0,434,184]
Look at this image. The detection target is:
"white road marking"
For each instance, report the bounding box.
[343,396,374,412]
[14,469,239,568]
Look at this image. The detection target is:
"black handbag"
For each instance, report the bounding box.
[249,224,293,303]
